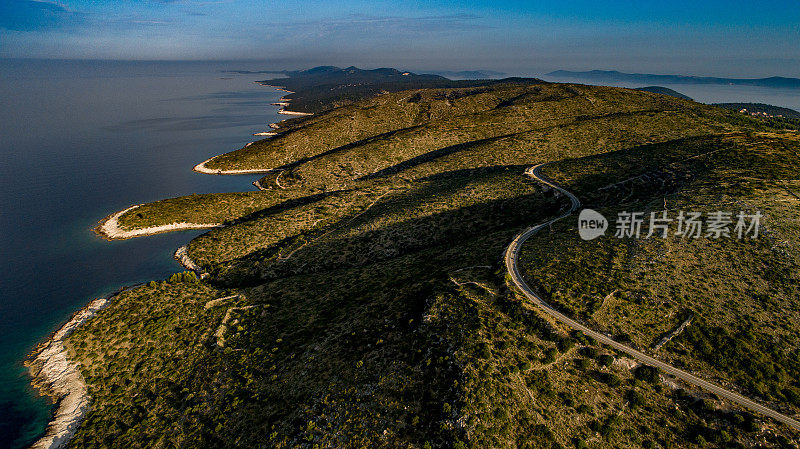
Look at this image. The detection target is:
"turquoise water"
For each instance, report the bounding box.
[0,59,284,448]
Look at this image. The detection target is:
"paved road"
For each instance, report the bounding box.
[504,163,800,432]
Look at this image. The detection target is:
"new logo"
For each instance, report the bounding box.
[578,209,608,240]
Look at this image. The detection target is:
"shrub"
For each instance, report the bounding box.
[697,399,716,413]
[557,337,575,352]
[527,370,551,392]
[627,390,645,407]
[543,348,558,363]
[784,387,800,407]
[716,430,732,444]
[597,354,614,367]
[531,424,554,441]
[602,373,621,387]
[634,365,659,383]
[693,434,707,447]
[572,330,591,345]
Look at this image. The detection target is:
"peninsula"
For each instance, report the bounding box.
[31,67,800,449]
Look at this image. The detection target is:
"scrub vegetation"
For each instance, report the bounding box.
[69,76,800,448]
[519,133,800,423]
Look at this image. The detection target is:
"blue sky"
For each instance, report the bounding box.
[1,0,798,76]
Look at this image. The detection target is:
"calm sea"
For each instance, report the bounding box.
[0,59,284,449]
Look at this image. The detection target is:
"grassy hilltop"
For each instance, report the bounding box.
[69,74,800,448]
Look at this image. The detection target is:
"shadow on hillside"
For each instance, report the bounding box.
[216,180,561,286]
[233,189,350,224]
[272,124,426,171]
[358,135,526,180]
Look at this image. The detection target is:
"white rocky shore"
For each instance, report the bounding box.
[29,77,296,449]
[174,245,206,276]
[278,109,313,116]
[192,154,276,175]
[97,205,222,240]
[27,296,111,449]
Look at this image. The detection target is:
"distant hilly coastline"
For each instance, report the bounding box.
[634,86,693,100]
[421,70,507,80]
[547,70,800,89]
[226,67,507,80]
[713,102,800,119]
[250,66,541,114]
[620,87,800,121]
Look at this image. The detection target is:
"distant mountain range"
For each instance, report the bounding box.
[421,70,507,80]
[226,67,507,81]
[251,66,541,114]
[547,70,800,89]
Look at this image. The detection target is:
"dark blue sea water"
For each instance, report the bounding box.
[0,59,285,448]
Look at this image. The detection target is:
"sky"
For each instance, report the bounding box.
[1,0,799,77]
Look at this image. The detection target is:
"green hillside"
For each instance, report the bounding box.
[70,80,800,448]
[256,66,539,114]
[634,86,692,100]
[520,133,800,414]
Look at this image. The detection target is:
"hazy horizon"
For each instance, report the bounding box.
[1,1,799,78]
[2,57,800,82]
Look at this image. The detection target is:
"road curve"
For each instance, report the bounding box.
[504,163,800,432]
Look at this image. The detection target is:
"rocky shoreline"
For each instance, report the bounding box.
[25,283,140,449]
[174,245,207,278]
[192,154,276,175]
[278,109,313,116]
[95,205,223,240]
[26,73,300,449]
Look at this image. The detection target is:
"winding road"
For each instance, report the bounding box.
[504,163,800,432]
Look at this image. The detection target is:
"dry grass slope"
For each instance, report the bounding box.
[67,81,800,448]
